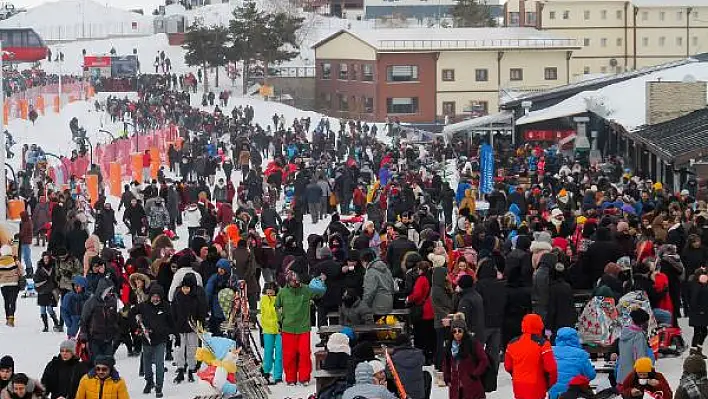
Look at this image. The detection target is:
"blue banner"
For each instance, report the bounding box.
[480,144,494,194]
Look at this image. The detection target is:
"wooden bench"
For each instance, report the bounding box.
[327,308,412,327]
[314,369,347,394]
[318,323,406,340]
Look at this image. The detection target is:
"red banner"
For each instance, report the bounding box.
[83,56,112,68]
[524,129,575,142]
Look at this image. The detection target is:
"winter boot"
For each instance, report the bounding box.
[143,381,154,394]
[173,368,185,384]
[155,389,163,398]
[41,314,49,332]
[188,369,195,383]
[51,315,63,332]
[6,316,13,327]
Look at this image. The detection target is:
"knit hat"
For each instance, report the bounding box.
[534,231,553,245]
[59,340,76,356]
[617,221,629,232]
[684,347,708,375]
[0,355,13,370]
[630,308,650,326]
[94,355,115,369]
[368,360,385,375]
[326,333,351,355]
[451,318,467,331]
[634,357,653,373]
[316,246,332,260]
[354,362,374,384]
[216,258,231,272]
[148,283,165,298]
[457,274,474,289]
[427,252,446,268]
[550,208,563,219]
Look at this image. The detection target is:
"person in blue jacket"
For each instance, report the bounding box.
[205,259,233,334]
[61,275,89,339]
[548,327,596,399]
[456,180,471,206]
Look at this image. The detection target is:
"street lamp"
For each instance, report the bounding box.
[98,129,116,142]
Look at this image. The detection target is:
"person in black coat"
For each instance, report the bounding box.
[95,203,117,246]
[281,211,303,246]
[132,284,174,395]
[455,274,486,343]
[439,183,455,227]
[580,226,624,289]
[386,226,417,279]
[64,220,89,261]
[48,201,67,252]
[123,199,147,238]
[260,203,282,232]
[502,262,532,351]
[682,234,707,316]
[546,263,576,336]
[41,340,90,399]
[595,262,624,302]
[475,257,506,391]
[312,246,343,327]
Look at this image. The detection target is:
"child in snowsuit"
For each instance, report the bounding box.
[60,275,89,339]
[260,282,282,384]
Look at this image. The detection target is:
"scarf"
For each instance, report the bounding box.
[451,341,460,359]
[680,374,708,399]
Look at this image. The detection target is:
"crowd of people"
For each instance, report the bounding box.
[2,71,708,399]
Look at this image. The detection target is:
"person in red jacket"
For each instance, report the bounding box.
[142,150,151,183]
[505,313,558,399]
[352,184,366,215]
[406,260,436,365]
[619,357,672,399]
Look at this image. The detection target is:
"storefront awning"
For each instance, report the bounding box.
[442,111,513,139]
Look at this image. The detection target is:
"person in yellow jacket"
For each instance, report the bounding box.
[75,356,130,399]
[459,188,477,215]
[260,282,282,384]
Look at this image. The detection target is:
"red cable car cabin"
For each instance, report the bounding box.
[0,28,48,63]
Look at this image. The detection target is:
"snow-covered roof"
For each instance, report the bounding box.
[515,60,708,131]
[313,28,579,51]
[443,111,513,136]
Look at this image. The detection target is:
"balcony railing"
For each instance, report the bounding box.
[376,38,578,50]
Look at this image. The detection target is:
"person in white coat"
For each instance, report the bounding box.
[183,204,201,244]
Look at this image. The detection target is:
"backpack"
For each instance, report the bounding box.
[317,379,347,399]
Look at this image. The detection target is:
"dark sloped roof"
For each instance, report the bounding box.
[625,108,708,164]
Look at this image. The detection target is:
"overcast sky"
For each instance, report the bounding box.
[9,0,166,12]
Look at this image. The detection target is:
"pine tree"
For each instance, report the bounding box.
[452,0,496,27]
[182,23,228,91]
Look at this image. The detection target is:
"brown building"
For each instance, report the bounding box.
[312,28,579,123]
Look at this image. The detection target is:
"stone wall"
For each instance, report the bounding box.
[646,81,707,125]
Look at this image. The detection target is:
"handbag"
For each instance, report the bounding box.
[17,274,26,290]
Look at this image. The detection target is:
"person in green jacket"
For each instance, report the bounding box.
[275,270,324,386]
[260,282,282,384]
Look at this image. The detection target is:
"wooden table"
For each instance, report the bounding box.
[314,369,347,394]
[326,308,412,326]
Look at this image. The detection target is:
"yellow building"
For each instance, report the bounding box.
[505,0,708,77]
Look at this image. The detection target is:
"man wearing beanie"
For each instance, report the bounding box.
[675,347,708,399]
[75,356,128,399]
[41,340,90,399]
[619,357,672,398]
[342,362,397,399]
[616,308,656,384]
[504,313,558,399]
[456,274,485,341]
[0,356,14,391]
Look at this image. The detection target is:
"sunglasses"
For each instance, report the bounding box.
[452,328,465,334]
[95,366,110,372]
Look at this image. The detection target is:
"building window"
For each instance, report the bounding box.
[362,64,373,81]
[659,36,666,46]
[677,11,683,20]
[442,69,455,81]
[601,66,608,73]
[660,11,665,21]
[442,101,456,115]
[339,63,348,80]
[601,38,607,47]
[677,36,683,46]
[617,37,623,46]
[526,12,536,25]
[510,68,523,81]
[584,10,590,20]
[584,66,590,74]
[544,67,558,80]
[338,94,349,111]
[319,92,331,109]
[475,69,489,81]
[563,10,570,19]
[601,10,607,19]
[386,97,419,114]
[321,63,331,79]
[549,11,556,19]
[694,36,699,46]
[509,12,520,26]
[386,65,419,82]
[351,64,358,80]
[642,11,648,21]
[642,37,649,46]
[363,97,373,113]
[464,101,488,116]
[616,10,622,19]
[584,38,591,46]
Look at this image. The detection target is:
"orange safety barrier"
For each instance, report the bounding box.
[149,146,160,179]
[131,153,143,183]
[36,96,45,115]
[7,199,25,220]
[68,95,76,103]
[3,102,8,126]
[53,96,60,113]
[109,162,121,197]
[87,86,95,98]
[86,174,98,206]
[19,99,28,120]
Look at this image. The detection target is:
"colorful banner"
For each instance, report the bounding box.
[479,143,494,195]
